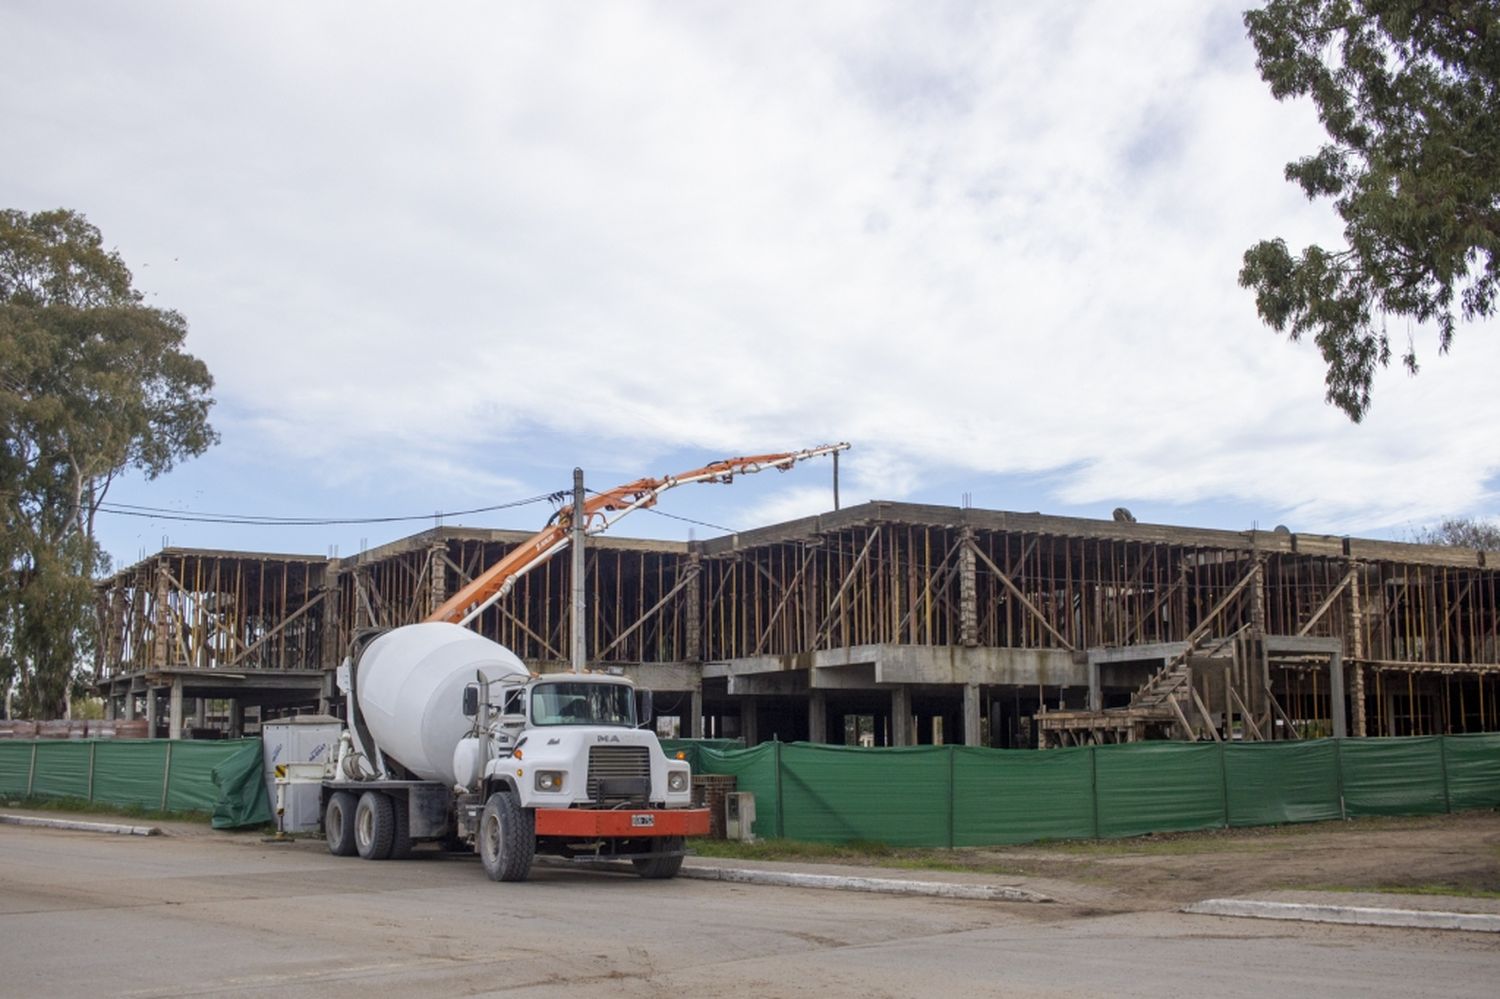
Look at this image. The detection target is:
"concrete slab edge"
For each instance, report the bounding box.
[681,865,1052,903]
[0,813,160,837]
[1184,898,1500,933]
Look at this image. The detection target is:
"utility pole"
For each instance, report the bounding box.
[570,467,586,673]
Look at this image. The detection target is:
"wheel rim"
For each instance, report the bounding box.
[357,805,372,849]
[329,806,343,841]
[483,813,500,862]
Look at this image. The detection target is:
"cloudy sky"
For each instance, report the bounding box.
[5,1,1496,568]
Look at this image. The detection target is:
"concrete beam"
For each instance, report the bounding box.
[709,645,1086,690]
[1088,642,1188,665]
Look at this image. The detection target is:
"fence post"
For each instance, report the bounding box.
[1333,737,1347,821]
[774,740,785,839]
[87,741,97,803]
[1217,741,1230,829]
[160,740,174,812]
[1089,746,1100,839]
[1438,736,1452,814]
[947,745,956,849]
[27,742,37,797]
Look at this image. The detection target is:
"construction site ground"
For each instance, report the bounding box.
[689,809,1500,913]
[3,806,1497,997]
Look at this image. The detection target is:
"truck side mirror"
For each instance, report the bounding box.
[637,689,653,727]
[462,685,479,718]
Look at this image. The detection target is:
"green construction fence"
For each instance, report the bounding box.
[696,733,1500,846]
[0,738,273,829]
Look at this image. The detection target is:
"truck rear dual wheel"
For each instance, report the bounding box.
[355,791,395,860]
[479,792,535,882]
[325,791,358,856]
[632,836,685,880]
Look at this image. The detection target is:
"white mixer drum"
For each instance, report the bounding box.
[355,622,528,785]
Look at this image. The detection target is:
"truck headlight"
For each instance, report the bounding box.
[667,771,689,793]
[534,770,565,792]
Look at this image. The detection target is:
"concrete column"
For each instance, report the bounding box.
[890,686,913,746]
[1328,651,1346,739]
[1347,567,1367,737]
[963,683,982,746]
[808,690,827,743]
[123,685,137,720]
[427,544,447,617]
[228,699,243,739]
[739,699,758,747]
[689,687,704,739]
[1088,656,1103,710]
[104,693,117,721]
[684,554,702,664]
[958,529,978,647]
[169,678,184,740]
[145,688,158,738]
[152,564,171,668]
[194,697,207,729]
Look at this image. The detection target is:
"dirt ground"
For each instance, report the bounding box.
[945,810,1500,908]
[10,803,1500,913]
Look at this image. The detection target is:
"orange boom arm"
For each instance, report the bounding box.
[427,444,849,626]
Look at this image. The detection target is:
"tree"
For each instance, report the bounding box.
[1239,1,1500,421]
[1,209,218,718]
[1411,516,1500,549]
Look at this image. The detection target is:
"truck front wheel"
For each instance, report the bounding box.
[479,793,535,882]
[354,791,395,860]
[632,836,686,879]
[325,791,358,857]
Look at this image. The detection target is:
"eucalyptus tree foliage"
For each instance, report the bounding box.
[1,209,218,717]
[1240,0,1499,421]
[1411,516,1500,549]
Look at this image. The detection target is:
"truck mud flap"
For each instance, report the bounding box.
[534,807,710,838]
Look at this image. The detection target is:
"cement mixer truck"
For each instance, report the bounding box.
[315,446,848,882]
[320,622,701,880]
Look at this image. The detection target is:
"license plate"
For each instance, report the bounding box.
[631,814,655,828]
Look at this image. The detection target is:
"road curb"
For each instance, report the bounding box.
[1183,898,1500,933]
[0,813,161,837]
[681,864,1052,903]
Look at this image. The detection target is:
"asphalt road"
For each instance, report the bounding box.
[1,825,1495,998]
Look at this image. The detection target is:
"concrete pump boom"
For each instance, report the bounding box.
[427,443,850,628]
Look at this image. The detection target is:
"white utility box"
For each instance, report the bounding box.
[261,715,341,833]
[724,791,756,842]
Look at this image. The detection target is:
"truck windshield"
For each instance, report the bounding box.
[530,682,636,728]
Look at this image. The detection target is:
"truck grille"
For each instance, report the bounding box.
[586,745,650,803]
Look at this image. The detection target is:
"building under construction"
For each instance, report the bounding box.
[95,502,1500,747]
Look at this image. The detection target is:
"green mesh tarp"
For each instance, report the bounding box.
[93,740,170,810]
[1439,733,1500,811]
[208,740,273,829]
[953,746,1096,845]
[1339,736,1448,816]
[1223,740,1342,826]
[779,744,951,846]
[30,741,92,799]
[1094,742,1227,838]
[700,743,780,838]
[659,738,745,774]
[0,738,271,828]
[0,742,32,796]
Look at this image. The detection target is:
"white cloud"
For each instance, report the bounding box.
[4,0,1495,544]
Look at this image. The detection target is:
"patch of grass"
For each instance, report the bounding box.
[3,795,212,825]
[687,838,1031,877]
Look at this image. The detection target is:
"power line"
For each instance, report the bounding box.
[95,493,554,527]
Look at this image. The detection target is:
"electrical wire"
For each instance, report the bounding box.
[579,486,736,534]
[95,493,554,527]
